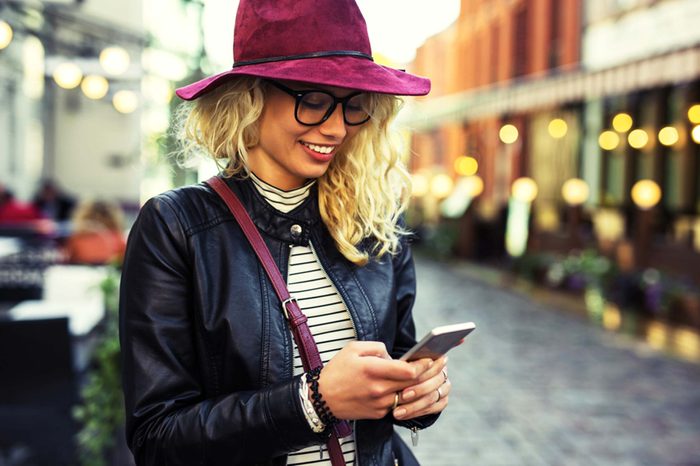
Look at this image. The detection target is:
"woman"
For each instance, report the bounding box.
[119,1,451,465]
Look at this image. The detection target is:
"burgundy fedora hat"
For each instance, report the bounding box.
[175,0,431,100]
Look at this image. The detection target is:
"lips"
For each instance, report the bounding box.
[300,141,337,162]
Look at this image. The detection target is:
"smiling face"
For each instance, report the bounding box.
[247,81,366,190]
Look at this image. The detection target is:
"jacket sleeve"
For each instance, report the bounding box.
[119,195,322,465]
[389,235,440,431]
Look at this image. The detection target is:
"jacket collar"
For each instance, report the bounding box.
[221,174,322,246]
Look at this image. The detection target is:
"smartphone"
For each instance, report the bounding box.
[399,322,476,361]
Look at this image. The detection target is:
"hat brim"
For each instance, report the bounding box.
[175,56,430,100]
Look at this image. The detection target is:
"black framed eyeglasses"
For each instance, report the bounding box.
[268,81,372,126]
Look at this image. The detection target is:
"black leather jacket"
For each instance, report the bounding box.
[119,176,437,465]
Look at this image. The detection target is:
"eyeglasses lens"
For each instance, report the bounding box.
[297,92,371,125]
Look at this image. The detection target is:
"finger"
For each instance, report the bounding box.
[402,367,450,402]
[363,357,418,381]
[348,341,391,359]
[393,385,450,420]
[406,358,434,377]
[407,356,447,389]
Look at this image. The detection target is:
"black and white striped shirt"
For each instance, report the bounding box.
[251,174,356,466]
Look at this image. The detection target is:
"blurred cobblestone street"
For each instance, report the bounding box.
[398,254,700,466]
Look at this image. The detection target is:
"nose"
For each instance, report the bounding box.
[318,104,347,139]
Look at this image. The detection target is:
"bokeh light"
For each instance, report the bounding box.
[561,178,590,206]
[463,175,484,197]
[692,125,700,144]
[548,118,568,138]
[81,75,109,100]
[628,129,649,149]
[0,20,13,50]
[599,130,620,150]
[658,126,679,146]
[454,156,478,176]
[53,62,83,89]
[612,113,633,132]
[631,179,662,210]
[499,124,519,144]
[430,174,454,198]
[688,104,700,124]
[511,177,538,203]
[100,46,131,75]
[142,75,173,104]
[411,173,429,197]
[113,90,139,114]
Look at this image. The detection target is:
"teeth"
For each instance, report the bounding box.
[303,142,334,154]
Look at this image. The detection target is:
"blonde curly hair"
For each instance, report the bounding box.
[175,77,411,265]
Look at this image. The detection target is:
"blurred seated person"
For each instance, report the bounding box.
[64,200,126,265]
[0,184,42,224]
[32,179,76,222]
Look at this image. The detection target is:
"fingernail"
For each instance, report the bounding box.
[428,360,435,368]
[394,408,406,418]
[403,390,415,400]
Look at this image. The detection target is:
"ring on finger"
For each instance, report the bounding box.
[441,368,448,383]
[435,386,444,404]
[392,392,400,410]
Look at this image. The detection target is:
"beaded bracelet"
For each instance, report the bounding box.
[305,367,339,427]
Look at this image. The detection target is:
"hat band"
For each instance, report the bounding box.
[232,50,373,68]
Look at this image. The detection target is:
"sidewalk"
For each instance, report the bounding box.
[399,254,700,466]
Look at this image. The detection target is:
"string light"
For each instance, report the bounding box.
[548,118,568,139]
[628,129,649,149]
[599,130,620,150]
[454,156,478,177]
[100,46,130,75]
[53,62,83,89]
[0,20,13,50]
[81,75,109,99]
[658,126,679,147]
[499,124,519,144]
[612,113,633,132]
[113,90,139,113]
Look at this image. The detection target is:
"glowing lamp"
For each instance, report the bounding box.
[430,174,454,199]
[548,118,568,139]
[628,129,649,149]
[0,20,13,50]
[100,46,130,75]
[81,75,109,99]
[561,178,590,206]
[599,131,620,151]
[463,175,484,198]
[113,90,139,114]
[612,113,633,132]
[692,125,700,144]
[658,126,679,147]
[631,180,662,210]
[454,156,478,177]
[688,104,700,124]
[53,62,83,89]
[499,124,519,144]
[511,177,538,203]
[411,173,429,197]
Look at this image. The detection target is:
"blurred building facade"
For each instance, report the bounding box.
[407,0,700,280]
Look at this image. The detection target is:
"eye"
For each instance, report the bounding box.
[345,94,370,113]
[300,92,332,111]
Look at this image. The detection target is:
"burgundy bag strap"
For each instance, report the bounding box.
[206,176,352,463]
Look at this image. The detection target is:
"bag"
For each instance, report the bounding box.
[392,431,420,466]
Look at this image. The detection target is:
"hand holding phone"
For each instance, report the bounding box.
[400,322,475,361]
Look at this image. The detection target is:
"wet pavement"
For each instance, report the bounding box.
[398,254,700,466]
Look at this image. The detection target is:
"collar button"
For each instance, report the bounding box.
[290,224,303,238]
